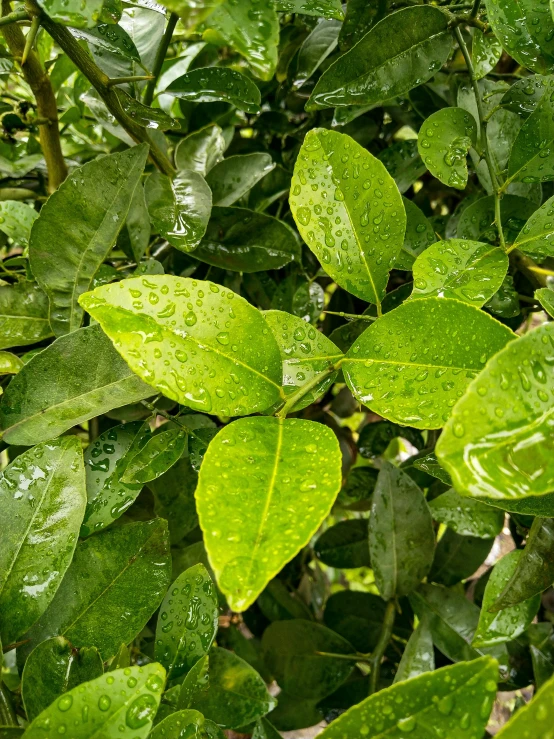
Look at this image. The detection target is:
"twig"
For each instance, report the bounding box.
[276,363,340,418]
[143,12,178,107]
[0,9,28,26]
[107,75,153,87]
[21,13,39,64]
[369,599,396,695]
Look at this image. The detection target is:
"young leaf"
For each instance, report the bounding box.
[36,0,104,27]
[437,322,554,500]
[145,171,212,253]
[307,6,452,110]
[21,638,103,721]
[165,67,262,113]
[23,663,165,739]
[0,437,86,645]
[22,520,171,661]
[0,281,52,350]
[343,298,514,429]
[410,239,508,307]
[314,519,370,569]
[206,154,275,206]
[154,564,218,681]
[495,671,554,737]
[121,428,187,484]
[79,276,283,417]
[290,128,406,307]
[537,287,554,317]
[473,550,541,648]
[0,200,38,246]
[512,193,554,259]
[316,657,498,739]
[0,324,152,446]
[174,124,227,175]
[429,489,504,539]
[150,710,205,739]
[369,462,435,599]
[418,108,477,189]
[196,416,342,611]
[394,615,434,684]
[505,87,554,186]
[29,145,149,337]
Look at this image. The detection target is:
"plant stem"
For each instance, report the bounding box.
[454,25,507,252]
[143,12,178,107]
[323,310,377,322]
[2,0,67,192]
[0,683,17,727]
[21,13,39,64]
[107,75,153,87]
[315,651,371,663]
[276,363,340,418]
[469,0,481,18]
[369,599,396,695]
[0,9,28,26]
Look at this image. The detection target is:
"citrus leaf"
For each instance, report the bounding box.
[36,0,104,27]
[395,198,436,271]
[79,276,283,417]
[495,671,554,737]
[0,281,52,351]
[176,655,210,711]
[537,287,554,317]
[512,192,554,259]
[150,710,205,739]
[0,200,37,247]
[429,529,493,587]
[418,108,477,189]
[0,352,23,375]
[206,154,275,206]
[121,428,187,484]
[71,24,141,63]
[314,519,370,569]
[338,0,386,50]
[174,124,227,175]
[165,67,262,113]
[293,18,341,89]
[274,0,343,20]
[196,416,341,610]
[472,29,503,80]
[394,615,434,684]
[505,85,554,186]
[429,489,504,539]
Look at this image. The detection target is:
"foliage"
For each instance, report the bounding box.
[1,0,554,737]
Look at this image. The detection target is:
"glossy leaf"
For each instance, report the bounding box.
[275,0,343,19]
[118,182,150,263]
[0,324,152,446]
[378,140,426,195]
[177,654,209,710]
[418,108,477,189]
[293,19,341,89]
[23,520,171,660]
[252,718,282,739]
[339,0,386,50]
[505,87,554,186]
[149,453,199,544]
[307,6,452,110]
[495,671,554,737]
[115,89,180,131]
[437,322,554,500]
[165,68,261,113]
[0,352,23,375]
[206,154,275,207]
[37,0,104,27]
[290,128,406,306]
[512,192,554,260]
[394,615,434,684]
[537,287,554,317]
[71,24,141,63]
[196,416,341,610]
[145,171,212,253]
[395,198,436,271]
[413,452,452,486]
[150,710,205,739]
[121,428,186,484]
[0,200,37,247]
[457,194,537,244]
[0,280,52,351]
[314,519,370,569]
[174,124,227,175]
[410,239,508,307]
[429,489,504,539]
[79,276,283,416]
[154,564,218,680]
[29,145,148,337]
[23,663,165,739]
[343,297,514,429]
[429,529,493,587]
[0,437,86,645]
[472,29,503,80]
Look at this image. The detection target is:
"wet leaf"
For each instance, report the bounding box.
[495,671,554,737]
[275,0,343,20]
[71,24,141,63]
[413,452,452,486]
[114,89,180,131]
[429,529,493,587]
[252,717,282,739]
[0,200,37,247]
[457,194,537,244]
[196,416,341,611]
[37,0,104,27]
[394,615,434,684]
[0,281,52,351]
[395,198,437,271]
[206,154,275,206]
[528,623,554,688]
[512,192,554,259]
[314,519,370,569]
[418,108,477,189]
[429,489,504,539]
[378,140,426,195]
[118,182,150,263]
[505,85,554,186]
[165,67,261,113]
[472,30,503,80]
[177,654,210,710]
[121,428,186,484]
[150,710,205,739]
[174,124,227,175]
[536,287,554,317]
[149,453,199,544]
[0,352,23,375]
[293,19,341,89]
[338,0,386,50]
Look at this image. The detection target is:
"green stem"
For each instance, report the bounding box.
[0,9,28,26]
[276,363,340,419]
[315,651,371,663]
[143,12,178,107]
[369,599,396,695]
[21,13,39,64]
[469,0,481,18]
[0,683,17,727]
[107,75,153,87]
[139,400,208,447]
[323,310,377,322]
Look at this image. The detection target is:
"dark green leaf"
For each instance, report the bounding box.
[71,24,141,63]
[206,154,275,206]
[456,194,536,244]
[0,281,52,351]
[413,453,453,486]
[165,68,261,113]
[429,489,504,539]
[118,182,150,263]
[339,0,386,50]
[150,710,205,739]
[512,193,554,259]
[252,717,282,739]
[393,615,434,684]
[115,89,180,131]
[357,420,424,458]
[177,654,209,710]
[293,19,341,89]
[395,198,437,271]
[314,519,370,569]
[418,108,477,189]
[472,29,503,80]
[429,529,493,587]
[174,124,227,175]
[275,0,343,20]
[121,428,186,484]
[378,140,426,195]
[149,454,199,544]
[37,0,104,27]
[505,85,554,186]
[528,623,554,688]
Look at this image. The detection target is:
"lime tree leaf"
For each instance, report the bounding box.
[274,0,343,20]
[196,416,341,611]
[395,198,436,271]
[495,671,554,737]
[177,654,210,710]
[23,663,165,739]
[118,182,150,263]
[29,144,148,337]
[472,29,503,79]
[174,124,227,174]
[429,489,504,539]
[537,287,554,317]
[154,564,218,680]
[413,452,452,485]
[505,88,554,187]
[36,0,104,27]
[457,194,537,244]
[263,310,343,412]
[22,520,171,661]
[473,550,541,648]
[71,24,141,63]
[145,172,212,253]
[314,519,370,569]
[189,647,276,729]
[262,620,354,701]
[343,298,514,429]
[307,6,452,110]
[115,89,180,131]
[430,529,494,587]
[323,592,405,653]
[411,239,508,307]
[0,352,23,375]
[339,0,386,50]
[121,428,187,484]
[378,140,426,196]
[21,638,103,721]
[512,193,554,259]
[79,276,283,417]
[165,68,261,113]
[193,207,300,273]
[485,0,554,75]
[0,281,52,350]
[293,18,341,89]
[437,322,554,500]
[369,463,435,599]
[316,657,498,738]
[252,718,282,739]
[206,154,275,206]
[0,437,86,645]
[394,615,434,684]
[0,324,152,446]
[150,710,205,739]
[290,128,406,308]
[149,453,199,543]
[418,108,477,189]
[0,200,38,247]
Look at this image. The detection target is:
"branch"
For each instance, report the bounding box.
[369,599,396,695]
[143,12,178,107]
[2,0,67,192]
[0,9,28,26]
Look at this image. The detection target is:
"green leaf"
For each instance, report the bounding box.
[314,519,370,569]
[118,182,150,263]
[395,198,437,271]
[154,564,218,681]
[262,620,354,700]
[485,0,554,75]
[23,520,171,661]
[177,654,210,710]
[188,647,276,729]
[21,638,103,721]
[145,172,212,253]
[537,287,554,317]
[512,193,554,259]
[316,657,498,739]
[290,128,406,307]
[23,663,165,739]
[274,0,343,20]
[410,239,508,307]
[473,550,541,648]
[472,29,503,80]
[495,672,554,738]
[378,140,426,195]
[505,86,554,186]
[437,322,554,500]
[36,0,104,27]
[457,194,537,244]
[71,24,141,63]
[429,529,493,587]
[252,718,282,739]
[307,6,452,110]
[0,280,52,351]
[0,437,86,645]
[293,18,341,89]
[0,352,23,375]
[114,89,180,131]
[263,310,343,412]
[528,623,554,688]
[343,298,514,429]
[149,453,199,544]
[413,452,452,486]
[0,200,37,247]
[429,489,504,539]
[339,0,386,50]
[79,276,283,417]
[0,324,152,446]
[393,615,434,684]
[150,710,205,739]
[174,124,227,175]
[165,68,262,113]
[206,154,275,206]
[196,416,341,611]
[418,108,477,189]
[369,462,434,599]
[121,428,187,484]
[29,145,148,337]
[193,207,300,273]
